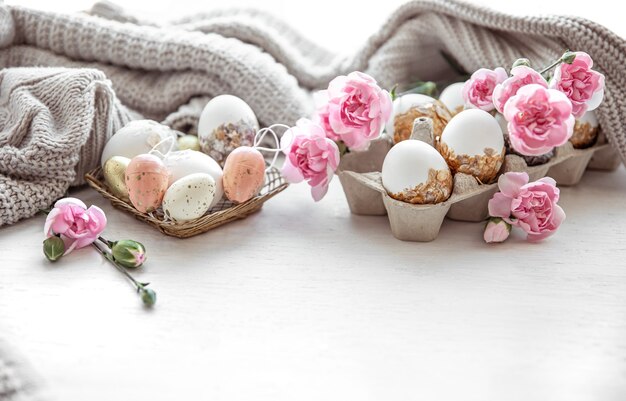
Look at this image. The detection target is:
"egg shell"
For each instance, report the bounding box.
[572,110,600,149]
[103,156,131,201]
[163,149,224,208]
[385,94,451,143]
[222,146,266,204]
[441,109,504,156]
[197,95,260,166]
[125,154,170,213]
[439,109,504,183]
[177,134,201,151]
[438,82,465,115]
[101,120,178,167]
[382,140,452,204]
[162,173,216,222]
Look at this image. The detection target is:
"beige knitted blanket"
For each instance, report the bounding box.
[0,0,625,227]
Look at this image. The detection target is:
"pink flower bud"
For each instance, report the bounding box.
[483,218,511,243]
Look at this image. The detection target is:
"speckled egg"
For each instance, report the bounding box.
[163,150,223,208]
[162,173,216,222]
[438,109,505,183]
[103,156,131,201]
[101,120,178,167]
[438,82,465,116]
[197,95,260,166]
[385,94,452,143]
[125,154,170,213]
[572,110,600,149]
[222,146,266,204]
[382,140,452,204]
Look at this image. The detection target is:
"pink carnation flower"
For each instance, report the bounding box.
[493,66,548,113]
[462,67,508,111]
[503,84,574,156]
[488,172,565,242]
[315,71,392,151]
[44,198,107,254]
[281,118,340,201]
[550,52,605,118]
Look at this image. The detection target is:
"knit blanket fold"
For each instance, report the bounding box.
[0,0,625,228]
[0,67,130,226]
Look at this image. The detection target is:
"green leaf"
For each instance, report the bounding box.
[43,236,65,262]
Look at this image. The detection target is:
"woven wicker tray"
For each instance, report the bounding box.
[85,167,288,238]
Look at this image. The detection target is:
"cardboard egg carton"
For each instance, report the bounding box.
[337,118,622,242]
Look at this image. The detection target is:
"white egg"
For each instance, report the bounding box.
[385,94,451,143]
[382,140,452,204]
[578,110,599,127]
[162,173,216,222]
[572,110,600,148]
[439,109,504,183]
[101,120,178,167]
[438,82,465,115]
[163,149,224,208]
[197,95,260,166]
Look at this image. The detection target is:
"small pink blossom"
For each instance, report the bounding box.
[315,71,392,151]
[503,84,574,156]
[483,218,511,243]
[550,52,605,118]
[44,198,107,254]
[488,172,565,242]
[462,67,508,111]
[493,66,548,113]
[281,118,340,201]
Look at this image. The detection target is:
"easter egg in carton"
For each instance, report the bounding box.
[339,115,561,241]
[438,82,465,116]
[385,93,452,143]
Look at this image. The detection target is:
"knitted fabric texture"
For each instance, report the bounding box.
[0,67,130,226]
[0,0,625,227]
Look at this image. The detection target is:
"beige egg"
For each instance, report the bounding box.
[163,150,224,208]
[162,173,216,222]
[177,135,201,151]
[125,154,170,213]
[222,146,266,204]
[103,156,131,202]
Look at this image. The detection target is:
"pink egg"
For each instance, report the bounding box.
[222,147,266,204]
[125,154,170,213]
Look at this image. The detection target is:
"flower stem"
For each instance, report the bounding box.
[92,239,149,292]
[98,235,114,248]
[539,59,562,75]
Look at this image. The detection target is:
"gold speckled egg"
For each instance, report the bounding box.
[103,156,131,202]
[125,154,170,213]
[222,146,265,204]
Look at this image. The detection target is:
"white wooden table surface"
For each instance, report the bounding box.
[1,165,625,401]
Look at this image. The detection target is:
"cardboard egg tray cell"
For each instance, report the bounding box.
[337,119,622,242]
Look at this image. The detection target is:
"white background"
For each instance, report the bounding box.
[8,0,624,54]
[2,2,625,401]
